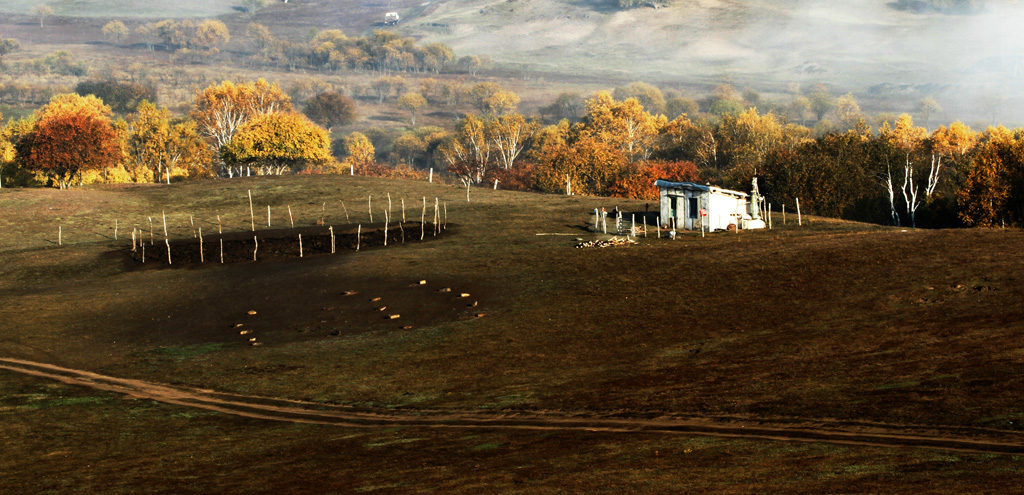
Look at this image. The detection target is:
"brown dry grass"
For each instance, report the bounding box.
[2,175,1024,492]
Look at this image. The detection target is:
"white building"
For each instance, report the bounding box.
[656,180,749,231]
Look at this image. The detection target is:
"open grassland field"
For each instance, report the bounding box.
[2,175,1024,492]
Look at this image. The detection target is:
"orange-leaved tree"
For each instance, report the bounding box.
[16,94,120,189]
[221,112,331,175]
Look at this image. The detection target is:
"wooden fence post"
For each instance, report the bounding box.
[248,190,255,231]
[357,225,361,251]
[253,236,258,260]
[299,234,303,257]
[368,194,373,223]
[267,205,271,227]
[58,225,62,246]
[166,238,172,265]
[796,198,802,226]
[401,198,406,223]
[220,238,224,263]
[289,205,294,228]
[199,228,204,263]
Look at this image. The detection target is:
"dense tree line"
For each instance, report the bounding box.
[3,75,1024,229]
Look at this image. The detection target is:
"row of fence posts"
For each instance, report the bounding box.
[93,190,450,265]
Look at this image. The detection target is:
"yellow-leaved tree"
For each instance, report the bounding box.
[191,79,292,176]
[342,132,377,175]
[221,112,331,175]
[120,101,212,183]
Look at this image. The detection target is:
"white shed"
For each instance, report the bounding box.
[656,179,749,231]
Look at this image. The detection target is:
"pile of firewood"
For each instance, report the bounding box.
[575,236,636,249]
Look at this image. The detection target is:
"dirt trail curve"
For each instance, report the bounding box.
[3,357,1024,455]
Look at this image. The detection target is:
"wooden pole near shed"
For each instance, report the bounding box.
[768,203,772,229]
[796,198,802,226]
[656,217,660,238]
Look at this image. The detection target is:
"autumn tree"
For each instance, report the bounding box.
[33,5,54,28]
[809,89,834,121]
[302,91,357,131]
[119,101,211,182]
[926,121,977,197]
[488,113,539,170]
[613,81,667,115]
[956,126,1024,227]
[834,93,862,128]
[341,132,377,174]
[874,114,928,226]
[191,79,292,175]
[397,93,427,125]
[222,112,331,175]
[483,90,520,115]
[582,91,666,163]
[371,75,405,103]
[16,94,120,189]
[438,114,490,184]
[102,20,129,45]
[917,96,942,130]
[541,92,585,122]
[715,107,787,183]
[665,96,699,120]
[76,80,157,113]
[529,120,628,196]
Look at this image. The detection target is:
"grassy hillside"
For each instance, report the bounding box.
[0,0,235,18]
[1,175,1023,491]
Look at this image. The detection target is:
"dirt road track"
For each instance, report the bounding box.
[3,357,1024,455]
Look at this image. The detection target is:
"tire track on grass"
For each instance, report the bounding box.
[3,356,1024,455]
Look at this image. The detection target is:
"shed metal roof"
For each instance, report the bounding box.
[655,179,748,198]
